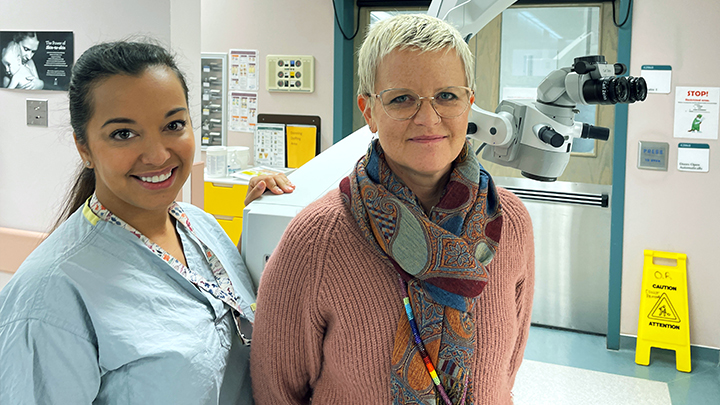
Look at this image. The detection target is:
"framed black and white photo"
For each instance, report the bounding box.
[1,31,74,91]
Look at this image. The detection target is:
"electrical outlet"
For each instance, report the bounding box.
[27,99,48,127]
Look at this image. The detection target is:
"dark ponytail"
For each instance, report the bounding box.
[53,40,189,231]
[54,166,96,230]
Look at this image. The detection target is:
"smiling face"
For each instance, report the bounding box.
[76,65,194,221]
[358,47,474,183]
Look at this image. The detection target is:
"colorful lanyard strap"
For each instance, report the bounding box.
[398,276,468,405]
[88,194,253,345]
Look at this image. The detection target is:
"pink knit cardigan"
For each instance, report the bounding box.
[250,187,535,404]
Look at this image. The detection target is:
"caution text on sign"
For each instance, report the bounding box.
[635,250,691,372]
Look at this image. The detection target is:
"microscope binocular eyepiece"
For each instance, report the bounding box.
[581,75,647,105]
[627,76,648,103]
[572,55,647,105]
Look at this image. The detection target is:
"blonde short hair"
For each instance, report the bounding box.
[357,14,475,96]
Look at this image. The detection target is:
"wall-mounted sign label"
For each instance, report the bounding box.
[674,86,719,140]
[637,141,669,171]
[677,143,709,172]
[1,31,73,91]
[641,65,671,94]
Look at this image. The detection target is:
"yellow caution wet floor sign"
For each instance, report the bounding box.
[635,250,691,372]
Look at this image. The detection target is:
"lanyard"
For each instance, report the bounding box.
[398,276,469,405]
[88,194,253,345]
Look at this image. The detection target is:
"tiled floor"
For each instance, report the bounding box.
[518,326,720,404]
[514,359,672,404]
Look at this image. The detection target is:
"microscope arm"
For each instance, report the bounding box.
[428,0,518,42]
[467,104,515,147]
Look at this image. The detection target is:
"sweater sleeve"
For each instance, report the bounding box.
[250,200,336,404]
[499,189,535,387]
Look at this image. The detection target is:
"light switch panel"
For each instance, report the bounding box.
[27,99,48,127]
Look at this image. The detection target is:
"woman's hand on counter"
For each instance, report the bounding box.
[244,174,296,206]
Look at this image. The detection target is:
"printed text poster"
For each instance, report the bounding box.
[254,123,285,168]
[228,91,258,132]
[674,87,719,140]
[1,31,73,91]
[286,125,317,168]
[229,49,258,91]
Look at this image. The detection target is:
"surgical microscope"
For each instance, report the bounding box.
[432,0,647,181]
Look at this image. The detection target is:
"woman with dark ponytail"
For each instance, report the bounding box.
[0,41,291,404]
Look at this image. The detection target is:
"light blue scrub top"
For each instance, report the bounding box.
[0,202,256,404]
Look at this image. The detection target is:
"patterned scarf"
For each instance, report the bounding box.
[340,139,503,404]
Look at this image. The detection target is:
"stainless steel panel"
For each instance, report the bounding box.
[494,177,612,335]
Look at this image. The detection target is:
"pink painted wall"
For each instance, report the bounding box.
[0,228,46,273]
[200,0,336,155]
[621,0,720,348]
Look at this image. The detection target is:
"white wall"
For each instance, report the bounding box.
[200,0,336,155]
[0,272,12,289]
[171,0,203,203]
[0,0,202,233]
[622,0,720,348]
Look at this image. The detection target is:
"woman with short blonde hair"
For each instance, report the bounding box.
[251,14,534,404]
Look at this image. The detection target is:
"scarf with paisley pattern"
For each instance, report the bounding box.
[339,139,503,404]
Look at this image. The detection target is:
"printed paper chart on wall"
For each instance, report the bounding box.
[673,87,719,140]
[229,49,258,91]
[228,92,257,132]
[254,123,285,168]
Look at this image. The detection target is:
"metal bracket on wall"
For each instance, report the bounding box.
[27,99,48,127]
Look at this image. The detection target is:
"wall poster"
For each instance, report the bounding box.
[229,49,258,91]
[254,123,285,168]
[673,86,719,140]
[229,91,258,132]
[1,31,73,91]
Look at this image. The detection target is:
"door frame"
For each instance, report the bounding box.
[607,0,633,350]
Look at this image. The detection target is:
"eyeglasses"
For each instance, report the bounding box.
[369,86,474,121]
